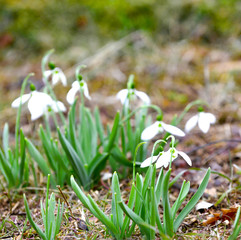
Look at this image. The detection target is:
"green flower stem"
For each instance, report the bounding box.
[15,73,34,161]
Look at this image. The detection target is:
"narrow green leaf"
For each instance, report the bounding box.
[19,129,26,183]
[171,181,190,218]
[119,201,153,239]
[24,194,47,240]
[88,195,119,237]
[25,139,55,186]
[162,169,174,236]
[111,172,123,230]
[104,112,120,152]
[174,168,211,232]
[228,206,241,240]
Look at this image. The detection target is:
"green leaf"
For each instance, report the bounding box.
[25,139,55,186]
[19,129,26,183]
[104,112,120,152]
[58,129,88,188]
[162,169,173,236]
[171,180,190,218]
[88,195,119,237]
[155,168,164,203]
[110,146,133,167]
[24,194,47,240]
[111,172,124,230]
[88,152,109,181]
[228,206,241,240]
[0,149,15,187]
[119,201,153,239]
[174,168,211,232]
[94,107,105,145]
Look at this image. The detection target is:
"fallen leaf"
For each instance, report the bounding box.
[203,206,239,226]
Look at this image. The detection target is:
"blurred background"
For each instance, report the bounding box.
[1,0,241,129]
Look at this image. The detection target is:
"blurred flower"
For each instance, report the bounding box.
[116,88,150,105]
[185,111,216,133]
[141,147,191,169]
[66,80,91,105]
[44,67,67,86]
[12,87,66,120]
[141,121,185,141]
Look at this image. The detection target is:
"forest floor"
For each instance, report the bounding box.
[0,32,241,239]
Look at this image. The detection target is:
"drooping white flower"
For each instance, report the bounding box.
[116,88,151,105]
[185,111,216,133]
[141,147,192,169]
[66,80,91,105]
[11,89,66,121]
[141,120,185,141]
[44,67,67,86]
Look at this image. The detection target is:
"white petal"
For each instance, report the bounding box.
[28,92,53,120]
[177,150,192,166]
[140,155,159,168]
[141,121,161,141]
[52,73,60,86]
[66,81,80,105]
[56,68,67,86]
[161,122,185,137]
[82,81,91,100]
[51,101,66,112]
[135,90,151,105]
[43,70,53,79]
[156,152,171,169]
[198,113,211,133]
[203,112,216,124]
[116,89,128,105]
[11,94,31,108]
[185,115,198,132]
[59,72,67,86]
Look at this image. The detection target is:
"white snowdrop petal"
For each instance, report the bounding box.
[198,113,211,133]
[82,81,91,100]
[161,122,185,137]
[11,94,31,108]
[204,112,216,124]
[28,98,45,120]
[66,85,80,105]
[178,151,192,166]
[116,89,128,105]
[185,115,199,132]
[135,90,151,105]
[59,71,67,86]
[141,121,160,141]
[44,70,52,79]
[51,101,66,112]
[52,73,59,86]
[156,152,170,169]
[140,155,159,168]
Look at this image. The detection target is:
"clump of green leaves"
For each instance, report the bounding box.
[24,174,64,240]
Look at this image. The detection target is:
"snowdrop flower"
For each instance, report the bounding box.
[116,83,150,106]
[11,84,66,121]
[185,108,216,133]
[66,76,91,105]
[141,147,192,169]
[141,114,185,141]
[43,62,67,86]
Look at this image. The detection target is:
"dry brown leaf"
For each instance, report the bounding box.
[203,206,239,226]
